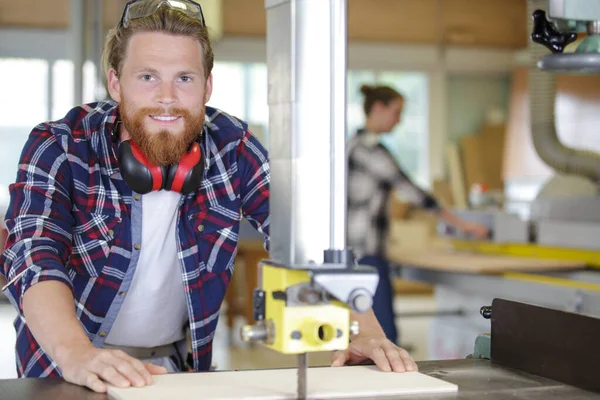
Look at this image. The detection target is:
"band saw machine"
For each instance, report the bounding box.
[239,0,379,399]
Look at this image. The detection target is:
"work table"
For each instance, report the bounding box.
[1,359,598,400]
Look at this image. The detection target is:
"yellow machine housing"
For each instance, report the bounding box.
[257,262,351,354]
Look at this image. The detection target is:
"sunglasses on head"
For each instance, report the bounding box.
[119,0,206,28]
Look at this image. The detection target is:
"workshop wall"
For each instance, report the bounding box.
[0,0,528,49]
[446,74,511,144]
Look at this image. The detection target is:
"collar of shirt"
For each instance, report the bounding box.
[357,128,380,148]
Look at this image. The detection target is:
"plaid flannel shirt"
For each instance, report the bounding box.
[0,100,270,377]
[347,129,439,258]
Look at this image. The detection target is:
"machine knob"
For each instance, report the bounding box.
[531,9,577,53]
[480,306,492,320]
[349,289,373,313]
[240,323,268,343]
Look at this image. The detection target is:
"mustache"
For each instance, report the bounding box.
[120,101,205,167]
[138,107,190,117]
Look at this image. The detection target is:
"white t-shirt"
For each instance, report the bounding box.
[105,190,188,348]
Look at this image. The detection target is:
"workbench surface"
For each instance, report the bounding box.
[1,359,598,399]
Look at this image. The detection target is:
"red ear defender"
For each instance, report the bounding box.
[164,142,205,195]
[117,140,204,195]
[117,141,167,194]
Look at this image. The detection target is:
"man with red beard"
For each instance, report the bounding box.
[0,0,417,394]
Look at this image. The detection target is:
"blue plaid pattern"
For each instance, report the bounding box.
[0,101,270,377]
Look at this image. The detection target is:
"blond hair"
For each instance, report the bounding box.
[101,5,214,80]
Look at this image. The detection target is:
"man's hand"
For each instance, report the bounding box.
[330,337,418,373]
[22,281,167,393]
[56,344,168,393]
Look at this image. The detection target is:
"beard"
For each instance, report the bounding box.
[120,98,205,166]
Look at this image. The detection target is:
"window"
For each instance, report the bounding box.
[0,58,50,208]
[208,62,246,120]
[51,60,99,119]
[208,63,430,188]
[0,58,102,210]
[207,62,269,147]
[347,70,430,187]
[245,63,269,145]
[0,58,48,127]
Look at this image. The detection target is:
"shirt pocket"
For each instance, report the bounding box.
[188,198,241,273]
[69,211,122,278]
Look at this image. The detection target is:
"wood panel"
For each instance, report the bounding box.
[347,0,439,44]
[443,0,527,47]
[104,0,129,29]
[223,0,440,43]
[0,0,70,29]
[1,0,529,48]
[222,0,266,37]
[224,0,528,47]
[0,0,125,30]
[107,366,458,400]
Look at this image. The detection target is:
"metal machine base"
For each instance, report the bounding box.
[399,266,600,361]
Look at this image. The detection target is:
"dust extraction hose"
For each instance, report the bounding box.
[527,0,600,183]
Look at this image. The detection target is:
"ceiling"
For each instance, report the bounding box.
[0,0,528,48]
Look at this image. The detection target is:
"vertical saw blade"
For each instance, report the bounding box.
[297,353,308,399]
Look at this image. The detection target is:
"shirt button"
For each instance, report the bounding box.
[134,244,141,250]
[108,230,114,237]
[98,331,107,337]
[197,225,204,232]
[134,194,141,201]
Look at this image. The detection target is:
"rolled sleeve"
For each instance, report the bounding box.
[2,259,73,314]
[1,126,75,314]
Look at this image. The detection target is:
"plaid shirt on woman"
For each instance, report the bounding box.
[347,130,439,258]
[0,100,270,377]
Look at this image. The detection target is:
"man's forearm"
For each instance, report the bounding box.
[350,309,386,339]
[23,281,93,365]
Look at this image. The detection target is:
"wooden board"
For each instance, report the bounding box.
[388,248,586,274]
[445,143,467,209]
[107,366,458,400]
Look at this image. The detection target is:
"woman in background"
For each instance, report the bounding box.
[347,84,489,344]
